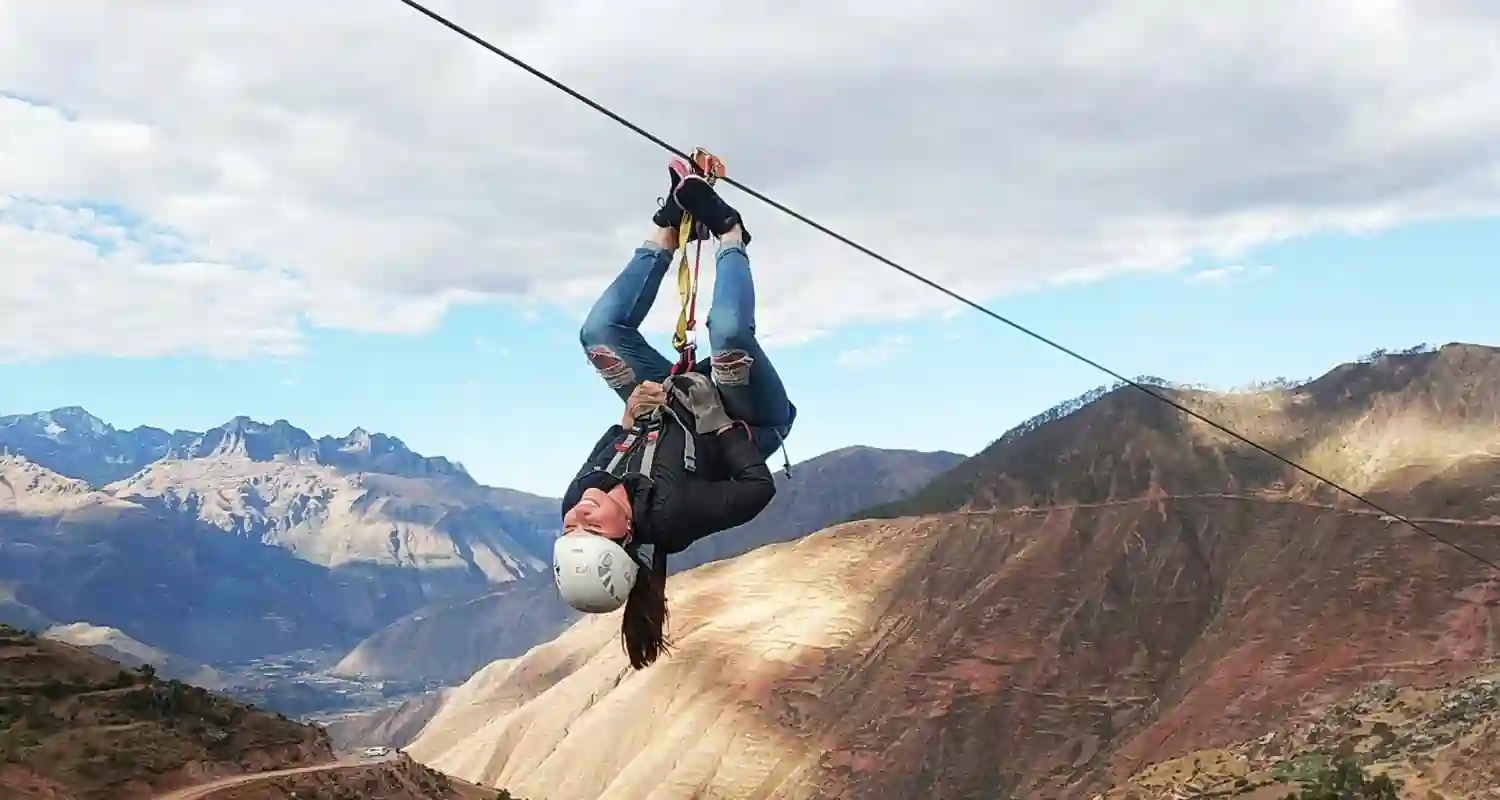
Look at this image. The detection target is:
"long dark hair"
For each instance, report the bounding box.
[620,544,671,669]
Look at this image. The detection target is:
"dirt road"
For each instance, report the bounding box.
[152,752,396,799]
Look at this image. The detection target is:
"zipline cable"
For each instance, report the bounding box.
[394,0,1500,575]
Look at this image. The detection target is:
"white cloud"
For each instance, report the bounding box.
[2,0,1499,360]
[1183,264,1273,284]
[473,336,511,358]
[837,336,909,368]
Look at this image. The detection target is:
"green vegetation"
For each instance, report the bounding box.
[1282,755,1400,799]
[1196,753,1403,799]
[0,624,36,644]
[1,626,329,798]
[1360,342,1435,362]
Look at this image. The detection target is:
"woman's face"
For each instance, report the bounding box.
[562,485,632,540]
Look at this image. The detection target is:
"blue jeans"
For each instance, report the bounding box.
[580,240,797,462]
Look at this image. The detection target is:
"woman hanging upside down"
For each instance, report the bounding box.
[554,159,797,669]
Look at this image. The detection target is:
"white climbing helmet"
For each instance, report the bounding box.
[553,532,639,613]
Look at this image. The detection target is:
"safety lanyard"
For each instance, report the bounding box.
[669,148,726,376]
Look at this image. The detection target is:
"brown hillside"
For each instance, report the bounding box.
[871,342,1500,517]
[0,624,331,800]
[1111,670,1500,798]
[402,343,1500,799]
[322,689,453,752]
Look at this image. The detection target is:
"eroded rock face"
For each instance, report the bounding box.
[404,343,1500,799]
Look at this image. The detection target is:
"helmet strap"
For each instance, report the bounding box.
[625,540,654,572]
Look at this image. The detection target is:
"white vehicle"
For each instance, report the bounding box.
[361,746,391,757]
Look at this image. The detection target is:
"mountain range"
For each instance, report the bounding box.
[0,410,557,663]
[393,342,1500,799]
[11,342,1497,798]
[0,406,965,680]
[0,407,471,486]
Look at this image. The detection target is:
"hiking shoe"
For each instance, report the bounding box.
[652,159,709,240]
[672,174,751,245]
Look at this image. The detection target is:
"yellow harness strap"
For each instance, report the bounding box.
[669,148,725,374]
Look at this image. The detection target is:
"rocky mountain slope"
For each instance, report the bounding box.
[0,410,561,664]
[327,446,964,686]
[41,622,226,690]
[0,622,332,799]
[323,690,455,754]
[1110,671,1500,798]
[401,342,1500,799]
[106,457,548,592]
[1,453,414,662]
[330,574,573,686]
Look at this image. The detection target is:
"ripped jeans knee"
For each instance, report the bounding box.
[585,345,636,390]
[711,349,753,387]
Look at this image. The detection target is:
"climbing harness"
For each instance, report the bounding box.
[593,376,701,570]
[668,148,726,377]
[603,383,698,479]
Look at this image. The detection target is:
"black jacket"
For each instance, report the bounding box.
[560,414,776,556]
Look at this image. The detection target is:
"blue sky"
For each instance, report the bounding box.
[2,214,1494,497]
[7,2,1499,499]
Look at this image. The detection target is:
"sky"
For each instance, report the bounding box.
[1,1,1498,497]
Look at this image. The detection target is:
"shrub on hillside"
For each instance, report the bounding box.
[1284,755,1400,799]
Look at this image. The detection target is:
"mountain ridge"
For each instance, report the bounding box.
[866,340,1498,521]
[400,342,1500,799]
[0,403,567,665]
[2,402,969,683]
[40,621,227,690]
[0,407,475,487]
